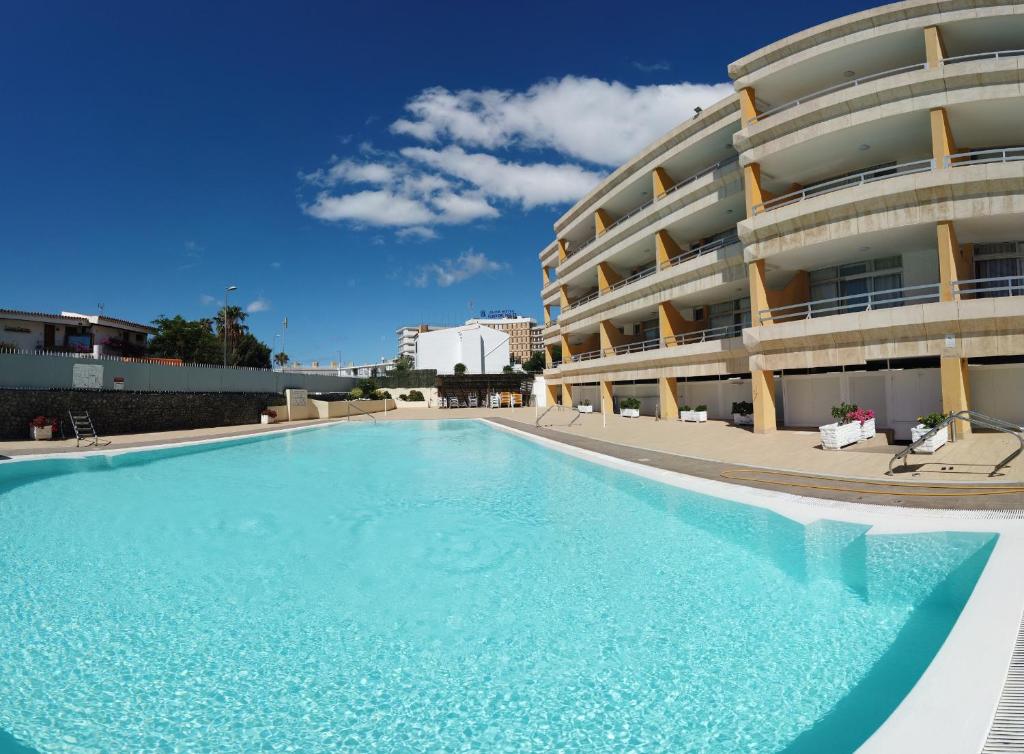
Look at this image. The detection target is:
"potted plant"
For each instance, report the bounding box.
[260,408,278,425]
[819,402,861,449]
[679,404,708,422]
[912,412,949,453]
[732,401,753,426]
[848,407,876,441]
[619,396,641,418]
[577,398,593,413]
[29,416,57,441]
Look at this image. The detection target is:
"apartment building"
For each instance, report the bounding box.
[540,0,1024,440]
[396,324,447,359]
[530,324,545,356]
[465,315,537,364]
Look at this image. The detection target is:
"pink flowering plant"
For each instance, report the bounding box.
[846,407,875,425]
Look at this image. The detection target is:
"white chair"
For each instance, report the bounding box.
[489,393,501,408]
[467,394,479,408]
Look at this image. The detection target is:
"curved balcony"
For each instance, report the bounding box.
[757,283,940,325]
[561,156,739,266]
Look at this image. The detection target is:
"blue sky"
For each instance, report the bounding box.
[0,0,871,364]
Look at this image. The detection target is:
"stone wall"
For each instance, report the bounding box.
[0,388,280,440]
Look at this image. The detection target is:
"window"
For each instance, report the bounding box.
[809,255,903,315]
[709,297,750,335]
[973,242,1024,297]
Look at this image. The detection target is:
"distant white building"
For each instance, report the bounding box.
[415,323,509,374]
[395,323,447,359]
[0,308,154,354]
[463,315,536,364]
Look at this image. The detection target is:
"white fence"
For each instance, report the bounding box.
[0,351,357,394]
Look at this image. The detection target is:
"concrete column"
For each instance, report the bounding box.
[659,377,679,420]
[655,229,682,269]
[597,262,622,292]
[748,259,771,325]
[937,221,961,302]
[924,25,946,69]
[599,319,625,356]
[743,162,765,217]
[751,369,777,434]
[595,208,613,236]
[658,301,685,346]
[930,107,956,166]
[738,87,758,127]
[561,383,574,407]
[559,284,570,310]
[546,381,559,406]
[557,238,568,263]
[941,356,971,437]
[542,265,550,287]
[653,167,675,198]
[543,304,552,325]
[560,334,572,363]
[600,380,614,415]
[544,343,554,368]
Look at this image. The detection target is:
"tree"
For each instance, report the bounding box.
[502,365,513,374]
[232,333,271,368]
[453,362,467,375]
[215,305,249,358]
[522,351,546,373]
[149,315,221,364]
[393,354,414,371]
[274,352,289,367]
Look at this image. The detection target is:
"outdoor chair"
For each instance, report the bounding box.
[489,393,501,409]
[467,394,479,408]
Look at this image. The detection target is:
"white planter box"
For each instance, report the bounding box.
[732,413,753,426]
[858,418,876,441]
[619,408,640,418]
[819,421,861,450]
[577,404,593,413]
[260,414,276,425]
[911,424,948,454]
[30,425,53,441]
[680,410,708,423]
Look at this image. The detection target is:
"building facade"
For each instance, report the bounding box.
[396,324,447,360]
[539,0,1024,440]
[464,316,537,364]
[530,324,545,356]
[0,309,155,355]
[415,323,510,375]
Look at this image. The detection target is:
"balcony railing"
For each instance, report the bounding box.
[752,158,934,214]
[942,49,1024,66]
[757,282,941,324]
[561,156,739,262]
[603,264,658,294]
[662,234,740,270]
[664,323,743,346]
[750,63,928,124]
[562,290,600,312]
[945,146,1024,168]
[568,349,603,363]
[953,275,1024,298]
[606,337,662,357]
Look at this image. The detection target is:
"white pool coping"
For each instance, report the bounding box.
[484,418,1024,754]
[2,416,1022,753]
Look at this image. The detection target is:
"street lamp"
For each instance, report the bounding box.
[223,285,237,368]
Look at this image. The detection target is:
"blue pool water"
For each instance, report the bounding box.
[0,420,996,753]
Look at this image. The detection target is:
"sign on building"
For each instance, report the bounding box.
[72,363,104,389]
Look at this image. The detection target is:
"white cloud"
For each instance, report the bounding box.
[413,250,507,288]
[270,261,281,269]
[391,75,732,166]
[304,160,395,187]
[402,146,603,209]
[396,226,438,241]
[304,190,435,227]
[199,293,216,306]
[246,298,270,313]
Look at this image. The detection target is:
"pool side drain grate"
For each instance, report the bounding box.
[983,607,1024,753]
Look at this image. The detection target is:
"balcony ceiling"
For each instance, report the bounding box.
[762,224,936,274]
[942,15,1024,58]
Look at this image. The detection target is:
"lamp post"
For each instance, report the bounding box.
[281,317,288,365]
[223,285,237,368]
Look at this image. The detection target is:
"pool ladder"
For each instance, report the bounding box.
[535,404,584,428]
[887,410,1024,476]
[345,402,377,424]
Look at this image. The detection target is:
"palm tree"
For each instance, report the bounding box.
[215,306,249,357]
[274,351,289,367]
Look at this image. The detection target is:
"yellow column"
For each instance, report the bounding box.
[546,381,559,406]
[658,301,685,346]
[544,343,554,368]
[655,229,682,268]
[600,380,614,415]
[739,87,758,127]
[561,383,574,407]
[924,25,946,69]
[930,107,956,167]
[743,162,765,217]
[751,369,777,434]
[937,221,961,302]
[542,265,550,287]
[557,238,568,263]
[748,259,771,325]
[599,319,625,356]
[653,167,675,198]
[559,284,570,310]
[597,262,622,292]
[595,208,613,236]
[659,377,679,420]
[941,356,971,436]
[543,304,551,325]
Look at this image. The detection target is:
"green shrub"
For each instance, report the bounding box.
[731,401,753,415]
[831,402,858,425]
[373,390,392,400]
[918,412,947,429]
[695,404,707,412]
[453,363,467,375]
[349,387,363,399]
[620,397,641,410]
[681,404,692,411]
[406,389,425,402]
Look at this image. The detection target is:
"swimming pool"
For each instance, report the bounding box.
[0,420,996,753]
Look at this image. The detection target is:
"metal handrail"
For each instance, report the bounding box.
[569,349,602,363]
[604,264,658,294]
[598,198,655,237]
[953,275,1024,298]
[945,146,1024,168]
[662,235,741,270]
[753,159,934,214]
[660,155,739,199]
[664,323,743,346]
[758,283,941,324]
[549,360,562,368]
[607,337,661,357]
[562,290,600,312]
[346,401,377,423]
[888,410,1024,477]
[942,49,1024,66]
[751,63,928,124]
